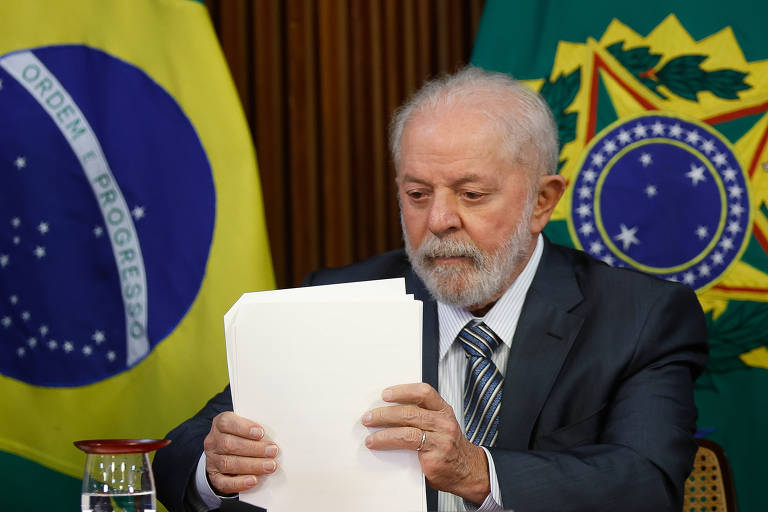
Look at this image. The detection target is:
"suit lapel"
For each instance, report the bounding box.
[496,241,585,450]
[405,268,439,511]
[405,268,439,390]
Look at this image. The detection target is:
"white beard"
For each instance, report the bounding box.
[403,200,535,310]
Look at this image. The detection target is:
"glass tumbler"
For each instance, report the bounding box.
[74,438,170,512]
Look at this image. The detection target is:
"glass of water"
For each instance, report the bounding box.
[74,439,170,512]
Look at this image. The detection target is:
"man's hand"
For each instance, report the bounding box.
[362,383,491,504]
[203,412,279,495]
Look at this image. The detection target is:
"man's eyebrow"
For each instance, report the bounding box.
[398,173,485,186]
[398,174,430,185]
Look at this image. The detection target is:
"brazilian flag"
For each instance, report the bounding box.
[473,1,768,510]
[0,0,274,510]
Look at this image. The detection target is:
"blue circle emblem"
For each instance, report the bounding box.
[570,113,750,290]
[0,45,215,386]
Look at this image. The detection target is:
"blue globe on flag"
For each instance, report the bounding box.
[570,113,751,291]
[0,45,216,387]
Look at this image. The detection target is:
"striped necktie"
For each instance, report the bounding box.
[458,320,503,447]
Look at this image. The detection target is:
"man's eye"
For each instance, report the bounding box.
[463,191,485,200]
[407,191,426,200]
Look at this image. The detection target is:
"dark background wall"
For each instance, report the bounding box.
[204,0,485,288]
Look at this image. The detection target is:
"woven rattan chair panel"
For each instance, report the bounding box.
[683,444,730,512]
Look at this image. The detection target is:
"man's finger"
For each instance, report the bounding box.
[208,473,258,495]
[363,404,440,431]
[382,382,446,411]
[210,433,279,459]
[213,411,265,439]
[365,426,427,451]
[207,453,278,477]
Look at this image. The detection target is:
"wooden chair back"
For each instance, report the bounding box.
[683,438,738,512]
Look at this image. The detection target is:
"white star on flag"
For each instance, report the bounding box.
[131,205,146,220]
[727,221,742,235]
[730,203,745,216]
[582,170,597,183]
[614,224,640,251]
[695,226,709,240]
[33,246,46,259]
[0,78,3,90]
[713,153,727,167]
[639,153,652,167]
[701,140,715,154]
[16,347,25,358]
[632,124,647,138]
[578,186,592,199]
[669,124,683,138]
[722,168,737,181]
[21,311,30,321]
[14,156,26,169]
[579,222,595,236]
[0,254,8,267]
[48,340,58,350]
[651,121,665,135]
[685,164,707,186]
[682,272,696,285]
[685,130,701,144]
[93,226,104,237]
[39,325,49,336]
[728,185,743,199]
[27,337,37,348]
[83,345,93,356]
[9,295,18,304]
[63,341,74,353]
[591,153,605,166]
[644,185,658,198]
[602,254,616,266]
[602,140,618,154]
[12,236,20,245]
[1,316,11,328]
[617,130,632,144]
[712,252,725,265]
[11,217,21,228]
[589,241,604,254]
[720,238,734,251]
[576,204,592,217]
[92,330,106,344]
[698,264,711,277]
[38,222,49,235]
[107,351,116,362]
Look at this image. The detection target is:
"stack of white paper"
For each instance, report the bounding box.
[224,278,426,512]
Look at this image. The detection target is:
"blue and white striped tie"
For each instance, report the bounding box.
[458,320,503,447]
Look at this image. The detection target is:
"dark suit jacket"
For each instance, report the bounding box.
[154,239,708,512]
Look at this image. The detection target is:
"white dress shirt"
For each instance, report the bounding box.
[196,235,544,511]
[437,234,543,512]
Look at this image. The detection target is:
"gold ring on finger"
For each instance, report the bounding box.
[416,430,427,451]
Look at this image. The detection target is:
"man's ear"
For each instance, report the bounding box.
[530,174,566,234]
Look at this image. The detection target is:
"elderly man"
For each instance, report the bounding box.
[154,67,708,512]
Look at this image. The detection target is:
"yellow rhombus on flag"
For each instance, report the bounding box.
[0,1,274,510]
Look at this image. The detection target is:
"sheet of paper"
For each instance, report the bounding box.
[224,278,408,407]
[225,279,425,512]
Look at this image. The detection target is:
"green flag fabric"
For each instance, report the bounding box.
[0,1,274,510]
[473,1,768,511]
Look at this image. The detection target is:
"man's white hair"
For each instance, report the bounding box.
[389,66,559,184]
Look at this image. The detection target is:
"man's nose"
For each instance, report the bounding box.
[427,192,461,237]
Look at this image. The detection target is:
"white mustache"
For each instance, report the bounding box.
[416,237,485,265]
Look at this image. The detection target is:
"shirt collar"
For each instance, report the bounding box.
[437,234,544,360]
